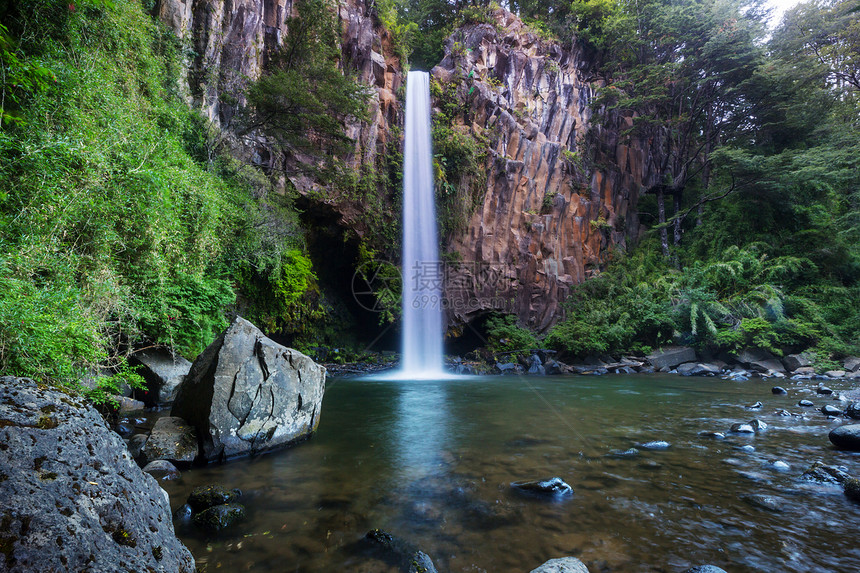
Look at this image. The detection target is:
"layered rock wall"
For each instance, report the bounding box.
[434,10,662,332]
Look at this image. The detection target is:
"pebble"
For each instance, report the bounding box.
[771,386,788,395]
[798,400,814,407]
[817,386,833,395]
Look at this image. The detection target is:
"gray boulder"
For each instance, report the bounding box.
[495,362,523,375]
[171,316,326,462]
[130,348,192,405]
[783,352,812,371]
[529,557,589,573]
[142,460,181,481]
[647,346,696,370]
[844,356,860,372]
[0,376,194,572]
[824,370,845,378]
[141,416,198,468]
[527,354,545,375]
[677,362,721,376]
[829,425,860,451]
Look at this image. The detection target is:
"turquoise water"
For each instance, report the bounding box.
[163,374,860,572]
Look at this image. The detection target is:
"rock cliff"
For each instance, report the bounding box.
[433,10,662,333]
[155,0,661,335]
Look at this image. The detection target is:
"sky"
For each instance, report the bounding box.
[765,0,804,26]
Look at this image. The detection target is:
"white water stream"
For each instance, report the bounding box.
[400,71,445,377]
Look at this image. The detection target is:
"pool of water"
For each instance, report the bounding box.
[162,374,860,572]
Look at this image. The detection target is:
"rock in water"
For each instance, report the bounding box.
[361,529,439,573]
[828,425,860,451]
[639,440,671,450]
[844,478,860,502]
[800,462,850,484]
[511,477,573,497]
[141,416,198,467]
[193,503,246,532]
[529,557,589,573]
[130,348,192,406]
[684,567,728,573]
[171,316,326,461]
[187,484,242,511]
[0,376,195,572]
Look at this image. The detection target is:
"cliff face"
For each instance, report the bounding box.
[155,1,660,335]
[434,10,662,333]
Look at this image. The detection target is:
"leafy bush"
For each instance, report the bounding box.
[485,314,539,354]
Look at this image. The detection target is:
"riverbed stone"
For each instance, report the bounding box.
[677,362,721,376]
[0,376,195,572]
[829,425,860,450]
[529,557,589,573]
[817,386,833,395]
[742,493,783,511]
[772,386,788,395]
[684,566,728,573]
[141,416,198,467]
[821,405,842,416]
[171,316,326,462]
[844,478,860,502]
[845,402,860,420]
[639,440,671,450]
[731,423,755,433]
[187,484,242,511]
[647,346,696,370]
[798,399,814,407]
[800,462,850,484]
[362,529,439,573]
[749,419,768,432]
[511,477,573,497]
[193,503,246,532]
[130,348,192,405]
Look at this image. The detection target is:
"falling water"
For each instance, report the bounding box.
[400,71,445,377]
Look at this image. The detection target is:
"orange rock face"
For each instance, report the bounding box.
[433,11,661,333]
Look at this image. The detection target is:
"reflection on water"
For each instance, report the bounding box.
[163,375,860,573]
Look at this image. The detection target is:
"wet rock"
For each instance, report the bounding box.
[774,409,792,416]
[737,445,756,453]
[193,503,246,532]
[361,529,439,573]
[141,416,198,468]
[730,423,755,434]
[749,419,768,432]
[606,448,640,458]
[824,371,845,379]
[829,425,860,451]
[783,353,812,371]
[0,376,195,572]
[747,401,763,410]
[130,348,192,406]
[647,346,696,370]
[638,440,671,450]
[794,366,816,375]
[846,402,860,420]
[544,360,565,375]
[772,386,788,395]
[765,460,791,472]
[172,316,326,461]
[495,362,523,375]
[726,370,750,381]
[529,556,589,573]
[142,460,181,481]
[684,566,729,573]
[698,431,726,439]
[817,386,833,395]
[800,462,850,484]
[742,493,783,511]
[798,399,815,407]
[821,405,842,416]
[173,503,193,523]
[527,354,545,375]
[187,484,242,511]
[844,478,860,502]
[511,477,573,497]
[677,362,721,376]
[126,433,148,458]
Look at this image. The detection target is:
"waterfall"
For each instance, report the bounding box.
[400,71,445,377]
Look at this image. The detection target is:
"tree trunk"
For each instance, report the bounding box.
[657,187,669,257]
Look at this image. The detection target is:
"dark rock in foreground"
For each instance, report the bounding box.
[511,477,573,497]
[529,556,589,573]
[0,376,194,572]
[829,425,860,451]
[845,402,860,420]
[187,484,242,511]
[172,316,326,462]
[193,503,246,532]
[360,529,438,573]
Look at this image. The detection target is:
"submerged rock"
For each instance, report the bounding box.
[844,478,860,502]
[141,416,198,467]
[511,477,573,497]
[187,484,242,511]
[193,503,246,532]
[361,529,439,573]
[639,440,671,450]
[529,556,589,573]
[171,316,326,461]
[741,493,783,512]
[800,462,850,484]
[0,376,195,572]
[684,566,729,573]
[607,447,640,458]
[730,423,755,434]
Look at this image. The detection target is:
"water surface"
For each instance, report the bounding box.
[163,374,860,572]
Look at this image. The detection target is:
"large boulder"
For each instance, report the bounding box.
[171,316,326,462]
[647,346,697,370]
[829,425,860,451]
[130,348,192,405]
[783,352,812,371]
[529,557,589,573]
[0,377,194,572]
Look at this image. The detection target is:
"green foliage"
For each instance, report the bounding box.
[485,314,539,354]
